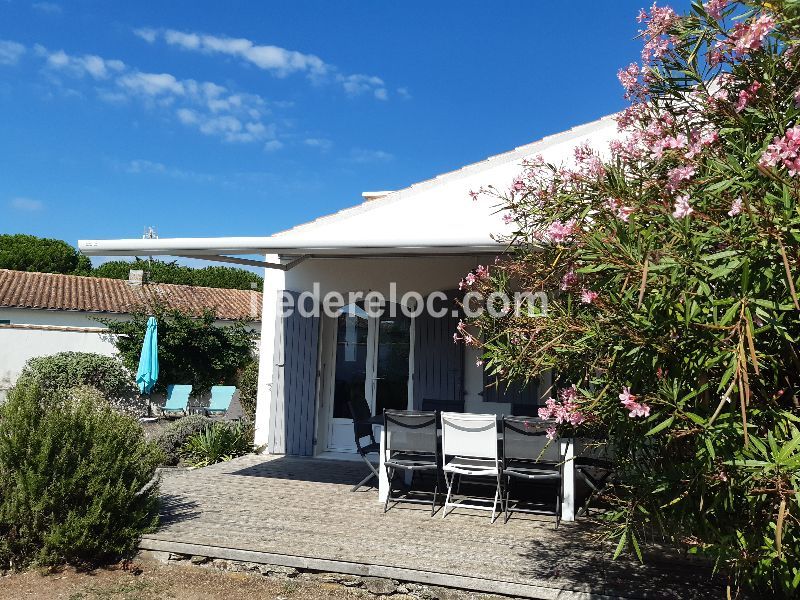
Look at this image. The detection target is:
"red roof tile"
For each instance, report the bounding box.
[0,269,262,322]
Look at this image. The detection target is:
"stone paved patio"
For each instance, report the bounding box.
[143,454,724,599]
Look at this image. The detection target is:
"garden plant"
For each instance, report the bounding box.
[464,1,800,595]
[0,382,162,570]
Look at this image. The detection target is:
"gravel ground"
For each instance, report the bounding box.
[0,561,377,600]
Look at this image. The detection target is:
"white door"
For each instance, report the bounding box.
[326,303,412,452]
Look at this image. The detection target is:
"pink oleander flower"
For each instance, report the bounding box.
[573,143,606,179]
[727,14,776,57]
[580,288,599,304]
[475,265,490,280]
[728,197,743,216]
[619,386,650,418]
[545,426,557,441]
[559,385,578,403]
[511,177,525,192]
[560,269,578,291]
[469,190,480,201]
[619,386,637,407]
[547,219,577,244]
[605,197,635,222]
[704,0,727,20]
[759,126,800,176]
[666,165,696,192]
[672,194,693,218]
[618,62,642,95]
[628,402,651,418]
[502,213,514,225]
[651,133,687,159]
[735,81,761,113]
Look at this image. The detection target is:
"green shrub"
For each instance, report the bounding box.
[237,361,259,422]
[103,307,256,396]
[17,352,143,417]
[0,382,162,570]
[181,422,254,468]
[154,414,215,466]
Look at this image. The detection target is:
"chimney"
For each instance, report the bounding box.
[361,191,394,202]
[128,269,147,286]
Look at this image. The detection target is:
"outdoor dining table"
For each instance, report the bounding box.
[370,415,577,522]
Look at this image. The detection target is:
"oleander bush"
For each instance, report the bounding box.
[180,421,254,468]
[464,1,800,596]
[0,382,162,570]
[16,352,144,418]
[153,414,216,466]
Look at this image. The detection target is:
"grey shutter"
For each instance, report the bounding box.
[269,291,320,456]
[412,290,464,410]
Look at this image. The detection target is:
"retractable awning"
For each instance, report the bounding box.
[78,235,507,270]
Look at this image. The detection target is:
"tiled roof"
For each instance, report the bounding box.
[0,269,262,322]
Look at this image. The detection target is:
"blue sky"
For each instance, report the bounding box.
[1,0,691,252]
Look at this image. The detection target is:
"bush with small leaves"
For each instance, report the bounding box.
[0,382,162,570]
[16,352,143,418]
[153,414,216,466]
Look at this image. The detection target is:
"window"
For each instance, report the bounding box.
[0,320,10,325]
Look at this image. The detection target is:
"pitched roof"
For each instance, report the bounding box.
[0,269,262,322]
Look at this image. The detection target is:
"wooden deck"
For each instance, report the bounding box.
[143,454,723,599]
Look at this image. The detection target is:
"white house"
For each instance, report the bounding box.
[78,114,618,455]
[0,269,262,399]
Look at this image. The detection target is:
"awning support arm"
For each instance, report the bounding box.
[176,254,310,271]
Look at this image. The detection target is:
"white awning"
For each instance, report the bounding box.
[78,235,507,270]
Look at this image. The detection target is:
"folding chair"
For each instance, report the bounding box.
[575,453,614,517]
[347,396,380,492]
[502,416,564,528]
[207,385,237,417]
[440,412,502,523]
[162,384,192,417]
[383,410,440,515]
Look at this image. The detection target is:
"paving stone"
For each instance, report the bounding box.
[190,555,210,565]
[362,576,398,595]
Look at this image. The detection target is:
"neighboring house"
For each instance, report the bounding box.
[0,269,262,399]
[79,115,617,454]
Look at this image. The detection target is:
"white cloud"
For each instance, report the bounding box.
[117,72,184,96]
[10,197,44,211]
[121,159,217,183]
[304,137,332,150]
[32,2,62,14]
[24,43,288,145]
[263,139,283,152]
[0,40,25,65]
[133,28,157,43]
[37,45,124,79]
[397,87,411,99]
[349,148,393,164]
[138,28,393,98]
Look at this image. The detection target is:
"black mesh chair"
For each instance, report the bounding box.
[347,397,380,492]
[501,416,564,528]
[421,398,464,414]
[575,452,614,517]
[383,410,440,515]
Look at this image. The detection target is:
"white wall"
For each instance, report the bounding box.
[0,308,120,400]
[253,254,493,447]
[0,307,261,402]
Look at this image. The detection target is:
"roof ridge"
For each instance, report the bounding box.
[271,112,619,237]
[0,268,260,295]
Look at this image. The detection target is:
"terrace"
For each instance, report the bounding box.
[142,454,724,599]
